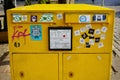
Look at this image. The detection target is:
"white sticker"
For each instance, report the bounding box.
[89,39,94,45]
[101,26,108,33]
[79,15,90,23]
[95,29,101,34]
[13,14,21,22]
[80,38,85,44]
[86,24,92,30]
[57,14,63,20]
[80,27,87,32]
[74,30,80,36]
[98,42,104,48]
[101,34,106,39]
[40,13,53,22]
[21,15,27,21]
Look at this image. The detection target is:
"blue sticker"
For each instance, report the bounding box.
[30,25,42,40]
[80,16,87,22]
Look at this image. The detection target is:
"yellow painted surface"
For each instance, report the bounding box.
[7,4,114,80]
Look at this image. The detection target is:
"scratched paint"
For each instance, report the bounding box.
[12,26,30,44]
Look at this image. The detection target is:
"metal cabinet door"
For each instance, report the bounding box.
[12,53,58,80]
[63,54,110,80]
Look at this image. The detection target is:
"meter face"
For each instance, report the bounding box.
[48,27,72,50]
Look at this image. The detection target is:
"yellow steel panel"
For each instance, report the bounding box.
[13,53,58,80]
[8,4,113,11]
[63,54,110,80]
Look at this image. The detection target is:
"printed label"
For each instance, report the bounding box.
[79,15,90,23]
[13,14,21,22]
[95,29,101,34]
[89,39,94,45]
[31,15,37,22]
[101,34,106,39]
[86,24,92,30]
[80,38,85,44]
[74,30,80,36]
[40,13,53,22]
[30,25,42,40]
[98,42,104,48]
[101,26,107,33]
[57,13,63,20]
[21,15,27,21]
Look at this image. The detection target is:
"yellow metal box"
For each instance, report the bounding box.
[7,4,114,80]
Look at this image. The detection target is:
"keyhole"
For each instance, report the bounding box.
[20,72,24,78]
[69,72,73,78]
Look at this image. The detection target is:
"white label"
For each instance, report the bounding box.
[57,13,63,20]
[21,15,27,21]
[79,15,90,23]
[101,26,107,33]
[95,29,101,34]
[74,30,80,36]
[89,39,94,45]
[80,27,87,32]
[101,34,106,39]
[98,42,104,48]
[86,24,92,30]
[40,13,53,22]
[13,14,21,22]
[50,29,71,49]
[80,38,85,44]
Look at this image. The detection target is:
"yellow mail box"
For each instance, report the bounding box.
[7,4,114,80]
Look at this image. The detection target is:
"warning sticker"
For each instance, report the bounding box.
[79,15,90,23]
[40,13,53,22]
[30,25,42,40]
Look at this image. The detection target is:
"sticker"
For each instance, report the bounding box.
[86,24,92,30]
[88,28,95,34]
[31,15,37,22]
[89,39,94,45]
[79,15,90,23]
[95,29,101,34]
[40,13,53,22]
[74,30,80,36]
[80,27,87,32]
[21,15,27,21]
[95,37,100,43]
[101,34,106,39]
[13,14,21,22]
[101,26,107,33]
[86,42,90,48]
[89,35,94,39]
[98,42,104,48]
[57,13,63,20]
[93,14,106,22]
[80,38,85,44]
[30,25,42,40]
[14,42,20,47]
[81,33,88,39]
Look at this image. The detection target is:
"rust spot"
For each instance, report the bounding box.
[20,72,24,78]
[69,72,73,78]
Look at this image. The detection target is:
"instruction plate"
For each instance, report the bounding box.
[48,27,72,50]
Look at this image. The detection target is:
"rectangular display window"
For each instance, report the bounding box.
[48,27,72,51]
